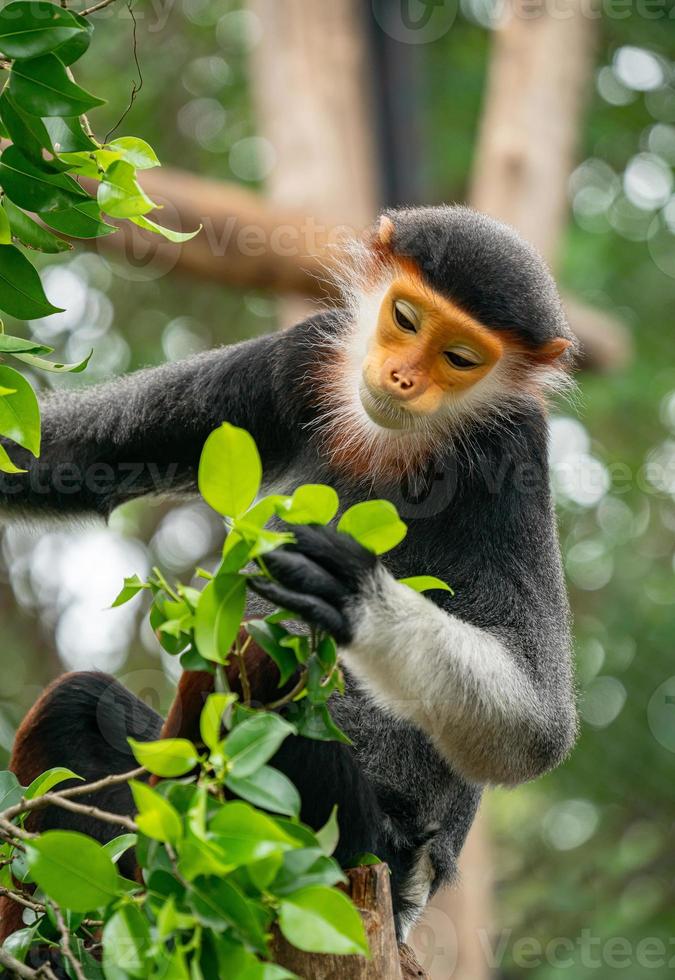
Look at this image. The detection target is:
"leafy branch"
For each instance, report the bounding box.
[0,0,200,474]
[0,423,450,975]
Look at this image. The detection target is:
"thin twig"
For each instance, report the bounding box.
[104,0,142,142]
[236,635,252,705]
[52,903,87,980]
[1,766,144,824]
[0,827,26,850]
[65,65,95,140]
[264,669,308,711]
[58,766,145,800]
[80,0,121,14]
[25,793,138,832]
[0,885,44,913]
[0,946,57,979]
[0,816,36,843]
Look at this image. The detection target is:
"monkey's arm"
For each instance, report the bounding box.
[250,517,577,789]
[0,331,303,517]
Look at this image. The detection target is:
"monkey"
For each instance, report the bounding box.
[0,205,578,941]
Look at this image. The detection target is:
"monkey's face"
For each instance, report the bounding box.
[360,274,505,430]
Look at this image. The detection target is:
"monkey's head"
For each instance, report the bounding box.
[318,206,577,480]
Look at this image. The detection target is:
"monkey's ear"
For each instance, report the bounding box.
[375,214,395,248]
[533,337,573,364]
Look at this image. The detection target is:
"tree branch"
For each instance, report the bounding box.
[0,947,57,979]
[53,904,86,980]
[80,0,122,15]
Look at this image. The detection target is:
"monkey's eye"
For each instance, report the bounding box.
[444,347,483,370]
[393,300,419,333]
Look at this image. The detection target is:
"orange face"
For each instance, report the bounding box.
[360,272,507,428]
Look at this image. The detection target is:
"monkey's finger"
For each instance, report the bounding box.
[247,577,351,644]
[262,550,350,603]
[283,524,376,587]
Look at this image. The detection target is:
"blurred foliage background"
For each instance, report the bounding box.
[0,1,674,977]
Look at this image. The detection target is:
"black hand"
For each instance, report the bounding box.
[248,524,378,644]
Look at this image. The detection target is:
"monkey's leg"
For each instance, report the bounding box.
[164,655,387,876]
[0,670,163,943]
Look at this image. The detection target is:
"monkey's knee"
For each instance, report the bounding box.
[11,671,163,786]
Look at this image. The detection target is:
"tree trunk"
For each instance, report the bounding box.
[470,0,597,265]
[247,0,379,327]
[271,865,427,980]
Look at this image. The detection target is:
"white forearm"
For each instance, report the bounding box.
[340,569,574,785]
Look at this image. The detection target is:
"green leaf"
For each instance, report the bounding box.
[224,711,295,778]
[337,500,407,555]
[198,422,262,518]
[107,137,159,170]
[349,852,382,867]
[131,212,201,243]
[188,876,268,950]
[24,766,82,800]
[0,2,86,59]
[209,801,295,865]
[111,573,149,607]
[0,245,62,319]
[97,159,156,219]
[0,207,11,245]
[0,442,24,473]
[130,780,182,844]
[127,736,199,777]
[10,52,105,116]
[180,646,214,673]
[273,849,345,896]
[52,10,92,65]
[225,764,300,818]
[244,620,298,687]
[278,885,368,956]
[200,692,237,751]
[2,199,71,253]
[0,333,51,355]
[12,348,92,373]
[43,113,96,152]
[281,484,339,525]
[316,805,339,856]
[398,575,453,594]
[40,199,117,238]
[102,904,150,978]
[0,366,40,455]
[103,833,137,864]
[0,770,23,809]
[210,937,265,979]
[26,831,118,912]
[0,90,53,161]
[194,572,246,665]
[0,144,88,211]
[293,702,352,744]
[2,925,38,965]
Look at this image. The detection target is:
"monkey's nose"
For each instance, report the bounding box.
[383,366,426,401]
[390,369,415,390]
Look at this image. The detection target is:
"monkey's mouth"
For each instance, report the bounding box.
[358,378,418,431]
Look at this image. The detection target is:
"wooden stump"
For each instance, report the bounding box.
[271,864,428,979]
